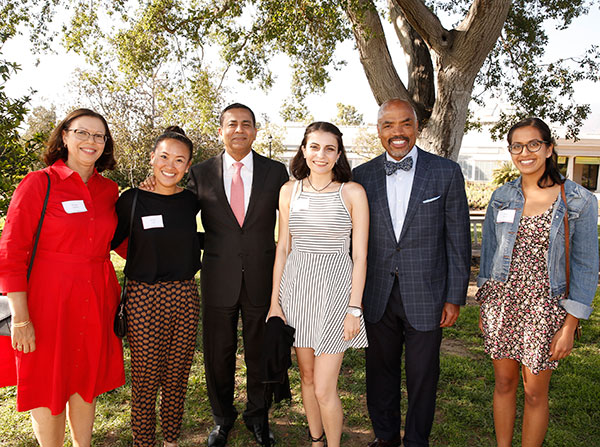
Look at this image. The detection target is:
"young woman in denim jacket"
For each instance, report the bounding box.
[477,117,598,447]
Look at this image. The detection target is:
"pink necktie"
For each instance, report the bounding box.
[231,162,245,226]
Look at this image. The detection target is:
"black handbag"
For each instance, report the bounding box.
[0,172,51,336]
[113,190,138,338]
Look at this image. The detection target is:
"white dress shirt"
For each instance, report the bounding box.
[223,150,253,212]
[386,146,418,241]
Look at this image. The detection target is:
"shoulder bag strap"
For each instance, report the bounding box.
[560,182,582,340]
[26,172,51,280]
[560,183,570,296]
[121,189,139,302]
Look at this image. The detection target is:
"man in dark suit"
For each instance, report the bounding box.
[188,103,289,447]
[352,99,471,447]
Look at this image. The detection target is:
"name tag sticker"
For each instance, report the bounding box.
[294,198,310,211]
[62,200,87,214]
[142,215,164,229]
[496,209,516,223]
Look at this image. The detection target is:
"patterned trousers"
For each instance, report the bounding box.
[126,279,200,447]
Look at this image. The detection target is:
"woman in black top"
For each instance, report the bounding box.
[112,127,201,447]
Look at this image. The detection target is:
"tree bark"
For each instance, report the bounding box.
[418,68,475,160]
[392,0,454,54]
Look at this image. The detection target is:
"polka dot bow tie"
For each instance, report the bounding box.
[384,156,413,175]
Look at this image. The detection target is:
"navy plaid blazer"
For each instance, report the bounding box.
[352,148,471,331]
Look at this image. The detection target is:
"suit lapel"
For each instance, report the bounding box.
[244,150,267,227]
[372,154,397,243]
[399,148,431,242]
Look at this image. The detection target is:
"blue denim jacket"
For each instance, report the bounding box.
[478,178,598,319]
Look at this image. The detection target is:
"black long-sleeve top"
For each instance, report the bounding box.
[112,188,201,283]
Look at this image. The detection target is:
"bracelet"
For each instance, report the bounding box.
[12,320,31,328]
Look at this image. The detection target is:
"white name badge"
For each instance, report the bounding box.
[496,209,516,224]
[62,200,87,214]
[294,198,310,211]
[142,215,164,229]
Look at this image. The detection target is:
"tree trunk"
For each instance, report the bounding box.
[344,0,411,106]
[393,0,512,159]
[388,1,435,122]
[418,67,477,160]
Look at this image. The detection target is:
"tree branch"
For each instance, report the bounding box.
[452,0,511,67]
[388,0,434,122]
[391,0,453,54]
[343,0,410,107]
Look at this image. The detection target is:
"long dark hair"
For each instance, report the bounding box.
[507,117,564,188]
[44,108,116,172]
[153,125,194,159]
[290,121,352,183]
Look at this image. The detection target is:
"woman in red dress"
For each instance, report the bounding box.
[0,108,125,446]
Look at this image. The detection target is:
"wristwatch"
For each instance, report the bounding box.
[346,306,362,317]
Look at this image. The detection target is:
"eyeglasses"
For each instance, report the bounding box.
[67,128,108,144]
[507,139,548,155]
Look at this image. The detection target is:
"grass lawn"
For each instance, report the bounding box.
[1,258,599,446]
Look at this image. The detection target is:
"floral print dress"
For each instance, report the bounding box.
[476,205,566,374]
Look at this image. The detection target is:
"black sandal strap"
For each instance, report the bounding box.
[307,428,326,442]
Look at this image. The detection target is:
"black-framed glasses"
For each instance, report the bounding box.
[507,139,548,155]
[67,128,108,144]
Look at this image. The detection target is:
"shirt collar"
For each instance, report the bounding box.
[223,150,254,172]
[385,145,418,170]
[50,159,100,182]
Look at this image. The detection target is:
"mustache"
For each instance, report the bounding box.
[387,136,409,145]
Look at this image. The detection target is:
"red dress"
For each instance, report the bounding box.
[0,160,125,414]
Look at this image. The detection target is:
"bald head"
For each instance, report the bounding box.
[377,99,418,123]
[376,99,419,161]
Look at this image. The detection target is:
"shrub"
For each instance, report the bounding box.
[492,161,520,186]
[465,181,495,210]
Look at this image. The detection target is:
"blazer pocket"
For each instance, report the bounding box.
[422,195,441,204]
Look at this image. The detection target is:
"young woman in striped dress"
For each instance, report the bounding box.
[267,121,369,447]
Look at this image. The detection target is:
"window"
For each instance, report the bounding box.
[457,157,473,180]
[581,164,598,191]
[472,161,499,182]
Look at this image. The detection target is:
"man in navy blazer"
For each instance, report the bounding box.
[352,99,471,447]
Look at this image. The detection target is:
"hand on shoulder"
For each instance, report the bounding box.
[139,175,156,191]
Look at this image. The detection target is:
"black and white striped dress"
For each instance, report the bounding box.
[279,180,368,355]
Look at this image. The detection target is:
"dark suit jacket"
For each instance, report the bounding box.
[188,150,289,307]
[352,148,471,331]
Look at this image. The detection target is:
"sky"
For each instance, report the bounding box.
[3,4,600,134]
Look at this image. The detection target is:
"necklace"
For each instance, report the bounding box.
[306,176,333,192]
